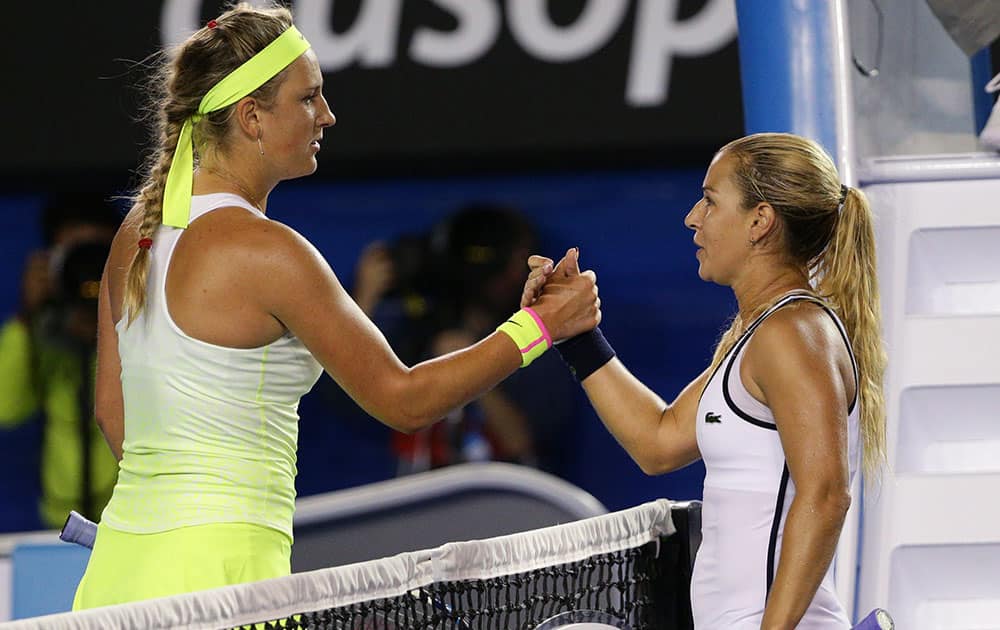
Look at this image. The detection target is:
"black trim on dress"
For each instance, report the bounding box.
[766,462,791,597]
[721,327,778,430]
[697,292,806,407]
[720,294,860,428]
[815,305,860,414]
[719,294,813,430]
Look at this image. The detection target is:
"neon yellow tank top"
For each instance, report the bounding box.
[102,194,323,540]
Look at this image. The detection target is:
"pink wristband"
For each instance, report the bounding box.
[521,307,552,349]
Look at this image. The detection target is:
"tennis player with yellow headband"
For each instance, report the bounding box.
[75,3,600,609]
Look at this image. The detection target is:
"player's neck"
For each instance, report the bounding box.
[194,160,270,214]
[733,267,811,323]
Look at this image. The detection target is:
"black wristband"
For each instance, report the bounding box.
[555,327,616,382]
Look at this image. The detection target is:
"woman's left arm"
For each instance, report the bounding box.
[94,262,125,461]
[747,307,853,630]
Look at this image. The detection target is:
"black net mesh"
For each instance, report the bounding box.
[229,542,669,630]
[9,500,699,630]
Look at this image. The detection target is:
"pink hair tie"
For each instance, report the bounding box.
[138,238,153,250]
[207,19,218,29]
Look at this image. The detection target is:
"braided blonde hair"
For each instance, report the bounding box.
[123,3,293,325]
[707,133,887,479]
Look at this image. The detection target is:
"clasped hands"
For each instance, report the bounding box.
[519,248,601,343]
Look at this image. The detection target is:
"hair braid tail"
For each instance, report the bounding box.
[122,117,183,326]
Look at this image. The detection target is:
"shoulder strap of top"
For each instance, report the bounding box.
[744,290,823,335]
[187,193,266,224]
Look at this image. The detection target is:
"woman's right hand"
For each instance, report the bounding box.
[520,254,554,309]
[528,248,601,342]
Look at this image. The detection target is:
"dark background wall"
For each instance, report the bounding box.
[0,0,742,183]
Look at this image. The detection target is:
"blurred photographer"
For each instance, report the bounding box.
[0,194,120,529]
[353,233,447,367]
[351,204,576,474]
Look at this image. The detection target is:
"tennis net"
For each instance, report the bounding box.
[2,499,698,629]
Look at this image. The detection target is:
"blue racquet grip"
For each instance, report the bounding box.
[59,511,98,550]
[852,609,893,630]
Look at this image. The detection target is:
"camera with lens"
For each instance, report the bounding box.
[36,240,110,351]
[387,232,442,303]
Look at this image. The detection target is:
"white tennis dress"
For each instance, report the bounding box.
[691,293,859,629]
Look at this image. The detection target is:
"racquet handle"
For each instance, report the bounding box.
[852,609,893,630]
[59,511,98,550]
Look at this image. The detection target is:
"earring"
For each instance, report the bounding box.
[257,136,264,156]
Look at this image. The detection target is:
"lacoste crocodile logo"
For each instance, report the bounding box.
[704,412,722,424]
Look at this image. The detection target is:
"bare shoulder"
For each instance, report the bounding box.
[177,207,322,267]
[161,207,342,345]
[744,300,852,395]
[750,301,840,357]
[188,209,340,302]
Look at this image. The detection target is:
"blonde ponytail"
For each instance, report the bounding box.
[814,187,887,478]
[122,118,180,325]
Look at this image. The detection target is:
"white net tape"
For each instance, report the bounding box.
[0,499,674,630]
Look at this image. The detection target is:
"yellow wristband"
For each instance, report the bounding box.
[496,307,552,368]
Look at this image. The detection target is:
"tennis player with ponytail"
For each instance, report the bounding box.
[75,4,599,609]
[525,133,887,629]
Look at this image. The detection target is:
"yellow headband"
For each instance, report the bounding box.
[162,25,311,228]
